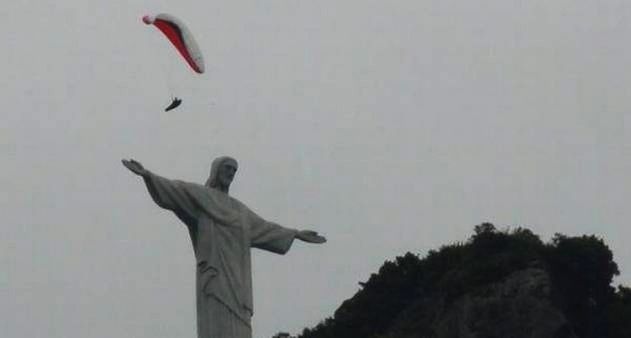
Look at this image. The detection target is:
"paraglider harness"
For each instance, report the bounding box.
[165,97,182,111]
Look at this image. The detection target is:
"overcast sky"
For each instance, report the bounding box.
[2,1,630,337]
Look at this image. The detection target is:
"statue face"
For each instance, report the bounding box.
[217,161,237,188]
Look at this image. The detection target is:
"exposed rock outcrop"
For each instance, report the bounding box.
[432,267,576,338]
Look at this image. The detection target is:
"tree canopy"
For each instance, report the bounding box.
[297,224,630,338]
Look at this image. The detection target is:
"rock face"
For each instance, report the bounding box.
[430,268,577,338]
[383,266,577,338]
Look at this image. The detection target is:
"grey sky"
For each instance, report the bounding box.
[1,1,630,337]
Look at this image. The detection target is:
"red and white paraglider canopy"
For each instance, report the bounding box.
[142,13,205,74]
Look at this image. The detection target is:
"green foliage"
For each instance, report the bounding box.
[296,224,629,338]
[328,252,424,337]
[547,234,620,337]
[608,286,631,338]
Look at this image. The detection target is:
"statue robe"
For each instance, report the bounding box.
[142,172,298,338]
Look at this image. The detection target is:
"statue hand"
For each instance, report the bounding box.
[296,230,326,244]
[122,159,148,177]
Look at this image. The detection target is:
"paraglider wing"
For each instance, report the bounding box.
[143,14,205,74]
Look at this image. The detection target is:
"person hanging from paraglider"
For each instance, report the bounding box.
[165,97,182,112]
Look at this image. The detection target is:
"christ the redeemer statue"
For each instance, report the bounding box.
[122,156,326,338]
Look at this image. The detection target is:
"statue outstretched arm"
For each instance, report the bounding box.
[247,206,326,254]
[122,158,200,223]
[122,158,163,206]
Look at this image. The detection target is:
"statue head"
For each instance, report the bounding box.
[205,156,238,193]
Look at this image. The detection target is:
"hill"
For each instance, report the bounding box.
[296,223,631,338]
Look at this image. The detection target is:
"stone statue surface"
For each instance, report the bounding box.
[122,156,326,338]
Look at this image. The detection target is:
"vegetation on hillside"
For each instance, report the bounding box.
[297,224,631,338]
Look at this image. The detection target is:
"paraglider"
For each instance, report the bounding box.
[142,14,205,111]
